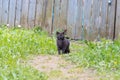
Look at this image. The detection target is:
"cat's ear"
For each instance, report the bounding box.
[63,29,67,35]
[56,32,60,35]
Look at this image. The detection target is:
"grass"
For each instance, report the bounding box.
[0,25,57,80]
[49,70,63,78]
[0,25,120,80]
[64,39,120,79]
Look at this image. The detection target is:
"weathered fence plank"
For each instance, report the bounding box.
[43,0,53,34]
[8,0,16,26]
[83,0,93,40]
[21,0,29,28]
[116,0,120,38]
[0,0,2,24]
[91,0,101,40]
[59,0,68,29]
[107,0,116,39]
[35,0,43,26]
[67,0,77,39]
[99,0,108,39]
[53,0,60,32]
[1,0,9,24]
[28,0,36,28]
[15,0,22,26]
[74,0,82,39]
[53,0,68,33]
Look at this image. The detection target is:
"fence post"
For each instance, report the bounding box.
[113,0,117,40]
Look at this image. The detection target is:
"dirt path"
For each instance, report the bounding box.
[28,55,99,80]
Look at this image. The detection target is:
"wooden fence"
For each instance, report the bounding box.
[0,0,119,40]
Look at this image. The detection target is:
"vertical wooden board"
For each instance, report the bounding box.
[8,0,16,26]
[41,0,45,28]
[21,0,29,28]
[53,0,60,32]
[116,0,120,38]
[53,0,68,33]
[0,0,2,24]
[59,0,68,30]
[1,0,9,24]
[67,0,77,39]
[91,0,101,40]
[28,0,36,28]
[83,0,93,40]
[75,0,82,39]
[72,0,77,39]
[35,0,43,26]
[100,0,108,38]
[107,0,116,39]
[15,0,22,26]
[44,0,53,34]
[42,0,53,34]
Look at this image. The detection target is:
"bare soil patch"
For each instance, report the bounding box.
[28,55,100,80]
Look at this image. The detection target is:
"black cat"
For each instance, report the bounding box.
[56,30,70,54]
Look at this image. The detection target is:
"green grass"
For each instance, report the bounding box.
[0,26,57,80]
[64,39,120,79]
[49,70,63,78]
[0,25,120,80]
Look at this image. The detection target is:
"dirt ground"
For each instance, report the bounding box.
[28,55,101,80]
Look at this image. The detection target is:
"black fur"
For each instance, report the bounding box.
[56,30,70,54]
